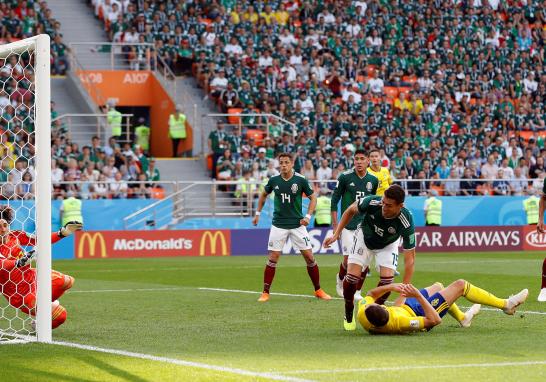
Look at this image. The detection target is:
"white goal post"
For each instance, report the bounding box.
[0,34,51,343]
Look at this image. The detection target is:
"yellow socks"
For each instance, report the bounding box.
[448,303,466,322]
[463,282,505,309]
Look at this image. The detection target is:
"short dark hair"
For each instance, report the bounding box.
[278,152,293,161]
[365,304,389,327]
[354,149,368,157]
[0,205,14,224]
[384,184,406,204]
[369,149,380,156]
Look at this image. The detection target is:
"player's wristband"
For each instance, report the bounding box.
[305,214,312,220]
[255,211,261,216]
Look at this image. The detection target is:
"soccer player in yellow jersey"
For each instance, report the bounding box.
[367,149,392,196]
[357,281,528,334]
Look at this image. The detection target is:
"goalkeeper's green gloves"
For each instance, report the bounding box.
[59,221,83,238]
[15,250,35,267]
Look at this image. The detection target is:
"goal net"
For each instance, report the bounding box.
[0,35,51,343]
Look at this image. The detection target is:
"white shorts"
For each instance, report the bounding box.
[268,225,311,252]
[341,228,356,257]
[348,226,399,271]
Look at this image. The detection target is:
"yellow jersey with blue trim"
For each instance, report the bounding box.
[356,296,425,334]
[367,167,392,196]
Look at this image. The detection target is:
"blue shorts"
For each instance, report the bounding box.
[404,288,449,318]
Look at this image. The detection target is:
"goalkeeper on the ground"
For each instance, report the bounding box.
[0,206,82,329]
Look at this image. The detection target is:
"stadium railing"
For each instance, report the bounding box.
[120,178,536,230]
[52,113,134,145]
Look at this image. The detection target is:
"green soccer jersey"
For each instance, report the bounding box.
[331,169,379,230]
[264,172,314,229]
[357,196,416,250]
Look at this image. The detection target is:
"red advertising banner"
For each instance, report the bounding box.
[75,230,230,259]
[521,225,546,251]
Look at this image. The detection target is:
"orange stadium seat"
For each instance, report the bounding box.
[247,129,264,145]
[366,65,377,77]
[151,187,166,199]
[384,87,399,98]
[402,76,417,84]
[227,108,243,124]
[397,87,411,95]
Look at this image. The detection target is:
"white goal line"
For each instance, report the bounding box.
[50,340,314,382]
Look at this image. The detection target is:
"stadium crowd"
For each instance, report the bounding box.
[0,2,160,201]
[91,0,545,197]
[0,1,70,75]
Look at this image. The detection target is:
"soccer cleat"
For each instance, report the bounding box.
[335,273,344,298]
[314,289,332,300]
[538,288,546,302]
[354,290,363,302]
[460,304,481,328]
[502,289,529,315]
[343,316,356,331]
[257,292,270,302]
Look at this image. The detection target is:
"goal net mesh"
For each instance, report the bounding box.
[0,37,41,343]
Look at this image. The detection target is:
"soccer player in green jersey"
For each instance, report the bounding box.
[331,149,379,299]
[253,153,332,302]
[324,185,416,330]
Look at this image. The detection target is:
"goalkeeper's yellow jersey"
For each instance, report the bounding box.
[357,296,425,334]
[367,167,392,196]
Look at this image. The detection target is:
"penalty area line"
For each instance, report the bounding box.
[50,340,314,382]
[283,360,546,375]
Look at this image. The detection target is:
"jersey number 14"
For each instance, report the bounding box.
[281,193,291,203]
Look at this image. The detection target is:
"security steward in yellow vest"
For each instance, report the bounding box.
[314,189,332,228]
[523,190,539,225]
[424,190,442,226]
[235,170,257,207]
[60,193,83,227]
[169,104,187,157]
[134,117,150,152]
[107,100,122,139]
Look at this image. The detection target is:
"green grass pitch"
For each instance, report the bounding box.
[1,251,545,382]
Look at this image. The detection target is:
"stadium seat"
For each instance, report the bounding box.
[227,108,243,124]
[151,188,166,199]
[384,87,399,98]
[247,129,265,145]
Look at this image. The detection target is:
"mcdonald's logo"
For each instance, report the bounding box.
[78,232,107,258]
[199,231,228,256]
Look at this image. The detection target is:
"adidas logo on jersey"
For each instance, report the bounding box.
[349,182,355,186]
[275,186,279,189]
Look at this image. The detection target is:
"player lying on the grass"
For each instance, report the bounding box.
[253,153,331,302]
[330,149,378,300]
[324,185,415,330]
[535,177,546,302]
[0,206,82,329]
[355,280,528,334]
